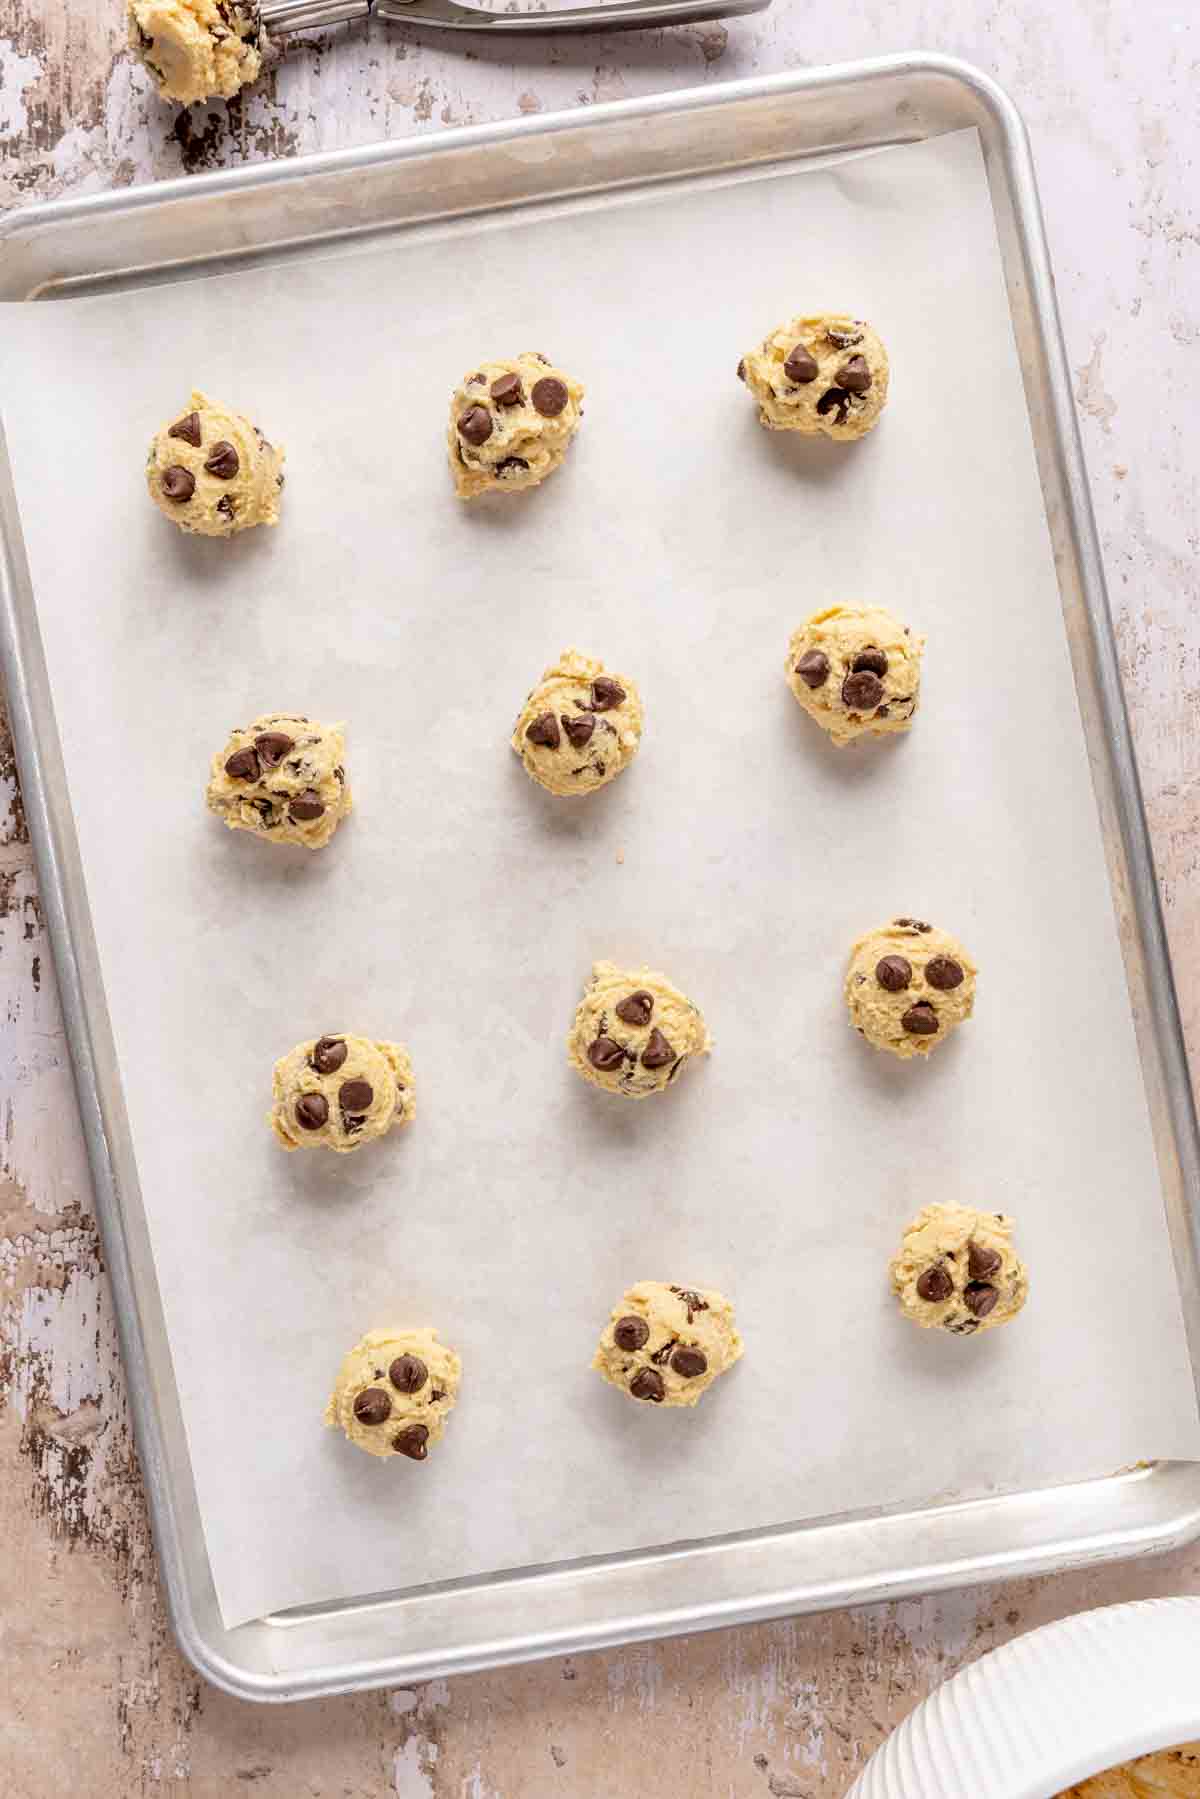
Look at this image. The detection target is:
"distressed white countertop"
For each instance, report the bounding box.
[1,1,1198,1792]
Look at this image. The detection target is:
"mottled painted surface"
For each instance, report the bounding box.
[0,0,1198,1792]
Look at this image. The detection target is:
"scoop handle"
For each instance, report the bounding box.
[260,0,371,31]
[375,0,769,29]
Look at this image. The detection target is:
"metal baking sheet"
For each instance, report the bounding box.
[1,55,1198,1701]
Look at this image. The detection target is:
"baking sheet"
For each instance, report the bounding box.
[1,126,1196,1631]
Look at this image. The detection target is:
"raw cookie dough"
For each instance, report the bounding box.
[128,0,262,105]
[738,312,889,441]
[325,1328,461,1460]
[206,713,351,849]
[270,1034,414,1153]
[787,605,924,746]
[147,391,284,536]
[567,961,711,1099]
[593,1282,743,1407]
[448,353,584,498]
[845,918,977,1059]
[512,649,644,796]
[1058,1743,1200,1798]
[890,1203,1028,1336]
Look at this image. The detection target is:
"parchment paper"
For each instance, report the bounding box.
[2,127,1196,1630]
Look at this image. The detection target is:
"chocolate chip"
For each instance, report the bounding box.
[670,1346,707,1379]
[525,711,560,750]
[615,991,654,1028]
[495,457,530,476]
[841,670,884,711]
[393,1424,430,1460]
[311,1036,347,1075]
[589,677,626,712]
[895,918,933,933]
[641,1028,675,1070]
[353,1387,391,1426]
[736,358,746,383]
[562,713,595,750]
[614,1315,649,1351]
[458,405,493,447]
[783,343,819,384]
[339,1078,373,1113]
[964,1282,999,1319]
[168,411,202,447]
[669,1286,709,1321]
[204,440,239,480]
[588,1036,626,1072]
[838,355,872,394]
[254,731,294,768]
[916,1264,953,1303]
[531,376,568,417]
[926,956,965,991]
[967,1240,1002,1281]
[852,647,888,677]
[491,373,524,407]
[630,1368,665,1403]
[289,790,325,823]
[902,1001,939,1035]
[295,1092,329,1130]
[466,372,486,385]
[816,388,852,426]
[795,649,830,689]
[826,325,864,349]
[224,747,259,780]
[216,495,236,521]
[389,1354,428,1394]
[161,465,195,503]
[875,955,912,992]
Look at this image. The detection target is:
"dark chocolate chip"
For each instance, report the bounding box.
[841,670,885,711]
[967,1240,1002,1281]
[168,411,202,447]
[161,465,195,503]
[670,1346,707,1379]
[466,372,486,385]
[339,1078,373,1113]
[289,790,325,823]
[816,387,851,425]
[224,747,259,780]
[852,647,888,677]
[254,731,294,767]
[525,711,561,750]
[588,1036,626,1072]
[589,677,626,712]
[670,1286,709,1321]
[216,495,236,520]
[838,355,872,394]
[491,373,524,407]
[353,1387,392,1426]
[295,1092,329,1131]
[964,1282,999,1319]
[916,1264,953,1303]
[393,1424,430,1460]
[311,1036,347,1075]
[630,1368,665,1403]
[926,956,965,991]
[736,358,747,383]
[495,457,530,476]
[389,1354,428,1395]
[783,343,819,384]
[902,1001,939,1036]
[615,991,654,1028]
[531,376,568,417]
[458,405,493,447]
[826,325,864,349]
[895,918,933,933]
[641,1028,676,1071]
[614,1315,650,1351]
[795,649,830,690]
[875,955,912,992]
[562,713,596,750]
[204,440,239,480]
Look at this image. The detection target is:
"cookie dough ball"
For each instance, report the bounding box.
[127,0,262,105]
[567,961,711,1099]
[787,606,923,746]
[845,919,976,1059]
[891,1204,1028,1336]
[512,649,643,797]
[448,353,583,498]
[593,1282,743,1407]
[325,1328,461,1460]
[270,1034,414,1153]
[147,391,284,536]
[206,713,351,849]
[738,313,889,441]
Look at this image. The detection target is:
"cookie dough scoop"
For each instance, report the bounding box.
[128,0,369,106]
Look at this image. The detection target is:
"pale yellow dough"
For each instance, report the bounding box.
[593,1281,743,1408]
[512,649,643,797]
[787,606,924,746]
[270,1034,414,1153]
[739,312,890,441]
[127,0,262,105]
[206,713,351,849]
[147,390,284,537]
[567,961,711,1099]
[324,1328,462,1461]
[448,353,584,497]
[890,1203,1028,1336]
[845,918,977,1059]
[1058,1744,1200,1798]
